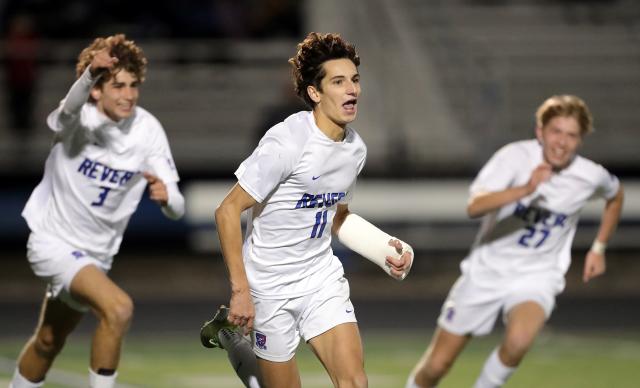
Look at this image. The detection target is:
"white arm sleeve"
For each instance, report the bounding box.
[48,67,100,132]
[61,67,97,115]
[338,213,414,280]
[161,182,185,220]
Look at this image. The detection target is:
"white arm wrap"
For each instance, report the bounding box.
[161,182,185,220]
[337,213,413,280]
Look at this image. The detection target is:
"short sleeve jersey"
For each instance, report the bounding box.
[22,103,179,258]
[463,139,619,282]
[235,111,367,299]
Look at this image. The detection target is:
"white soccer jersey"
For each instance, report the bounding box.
[22,99,179,258]
[235,111,367,299]
[463,139,619,284]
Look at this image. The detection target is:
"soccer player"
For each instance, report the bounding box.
[406,95,624,388]
[207,32,414,388]
[10,34,184,388]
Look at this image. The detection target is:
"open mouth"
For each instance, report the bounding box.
[342,98,357,112]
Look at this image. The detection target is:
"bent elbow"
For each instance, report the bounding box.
[467,204,482,219]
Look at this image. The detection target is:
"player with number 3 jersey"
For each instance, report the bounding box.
[11,34,184,388]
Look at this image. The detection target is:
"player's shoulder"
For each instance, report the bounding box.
[494,139,538,161]
[131,106,164,132]
[569,154,610,179]
[346,126,366,149]
[263,110,313,148]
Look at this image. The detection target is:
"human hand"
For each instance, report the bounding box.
[526,163,552,193]
[143,172,168,206]
[583,250,606,283]
[385,239,414,280]
[89,48,118,78]
[229,289,255,335]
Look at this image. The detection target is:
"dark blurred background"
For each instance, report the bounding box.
[1,0,640,333]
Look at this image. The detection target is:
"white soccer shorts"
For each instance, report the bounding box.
[27,232,112,312]
[437,272,565,337]
[251,276,357,362]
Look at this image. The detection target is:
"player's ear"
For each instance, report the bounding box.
[535,126,543,143]
[307,85,321,104]
[90,86,102,101]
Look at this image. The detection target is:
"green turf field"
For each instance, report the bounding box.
[1,329,638,387]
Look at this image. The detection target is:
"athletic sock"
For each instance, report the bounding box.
[9,368,44,388]
[89,368,118,388]
[473,348,516,388]
[218,328,261,388]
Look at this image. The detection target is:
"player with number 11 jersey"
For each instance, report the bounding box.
[237,110,366,298]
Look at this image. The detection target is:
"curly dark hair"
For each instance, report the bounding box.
[289,32,360,108]
[76,34,147,91]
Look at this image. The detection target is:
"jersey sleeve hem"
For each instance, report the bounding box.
[236,175,264,203]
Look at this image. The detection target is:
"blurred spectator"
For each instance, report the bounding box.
[3,13,40,152]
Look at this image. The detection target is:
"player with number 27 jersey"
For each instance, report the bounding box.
[465,138,619,283]
[236,110,366,299]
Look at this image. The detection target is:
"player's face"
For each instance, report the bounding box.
[92,69,140,121]
[309,58,360,129]
[536,115,583,170]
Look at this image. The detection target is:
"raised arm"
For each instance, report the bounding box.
[215,183,258,332]
[467,163,552,218]
[65,49,118,113]
[54,48,118,130]
[583,184,624,283]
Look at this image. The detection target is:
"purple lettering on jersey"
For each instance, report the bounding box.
[119,171,135,186]
[330,192,339,205]
[88,161,101,179]
[309,194,319,208]
[101,166,113,182]
[77,157,136,187]
[295,192,346,209]
[77,158,93,175]
[295,193,313,209]
[554,214,567,227]
[109,170,120,183]
[322,193,332,206]
[514,202,568,234]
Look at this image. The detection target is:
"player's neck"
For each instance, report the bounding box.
[313,110,346,142]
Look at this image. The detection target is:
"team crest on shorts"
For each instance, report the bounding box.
[71,250,85,259]
[255,331,267,350]
[445,306,455,322]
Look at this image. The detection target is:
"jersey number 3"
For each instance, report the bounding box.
[91,186,112,207]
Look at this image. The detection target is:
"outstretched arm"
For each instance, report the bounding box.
[583,184,624,283]
[215,183,258,333]
[333,204,413,280]
[467,163,552,218]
